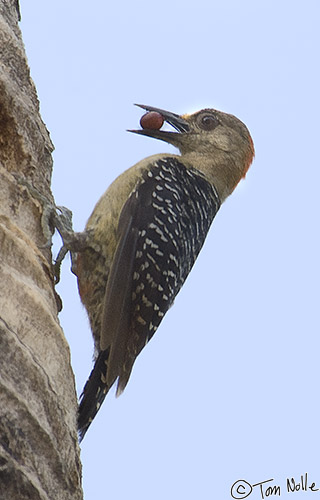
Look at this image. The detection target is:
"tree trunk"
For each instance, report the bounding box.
[0,1,83,498]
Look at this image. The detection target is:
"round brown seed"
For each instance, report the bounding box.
[140,111,164,130]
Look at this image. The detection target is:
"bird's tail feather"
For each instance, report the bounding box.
[78,348,110,441]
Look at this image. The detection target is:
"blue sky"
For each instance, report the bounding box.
[21,1,320,499]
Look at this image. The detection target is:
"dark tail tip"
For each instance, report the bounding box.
[78,348,110,441]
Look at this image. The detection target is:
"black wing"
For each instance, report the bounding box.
[101,157,221,393]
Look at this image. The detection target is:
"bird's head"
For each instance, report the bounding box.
[129,104,255,201]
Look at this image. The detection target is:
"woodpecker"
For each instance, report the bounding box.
[73,104,254,440]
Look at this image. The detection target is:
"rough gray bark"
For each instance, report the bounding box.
[0,1,83,498]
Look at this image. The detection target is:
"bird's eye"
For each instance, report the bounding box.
[199,114,219,131]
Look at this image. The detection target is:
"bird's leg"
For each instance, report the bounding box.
[52,207,90,284]
[11,173,90,284]
[52,206,75,283]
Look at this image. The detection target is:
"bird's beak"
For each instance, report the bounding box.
[128,104,190,147]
